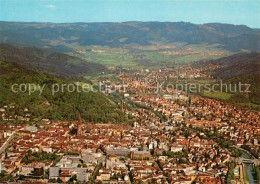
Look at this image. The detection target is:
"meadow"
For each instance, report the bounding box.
[67,43,231,69]
[201,91,233,100]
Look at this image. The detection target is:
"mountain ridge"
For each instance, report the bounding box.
[0,21,259,52]
[0,43,106,77]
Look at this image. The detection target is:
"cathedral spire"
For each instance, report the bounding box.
[78,113,82,124]
[77,113,82,136]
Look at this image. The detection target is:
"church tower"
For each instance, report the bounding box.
[77,113,83,136]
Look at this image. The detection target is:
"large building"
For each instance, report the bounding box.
[106,147,131,156]
[49,167,59,180]
[131,151,151,160]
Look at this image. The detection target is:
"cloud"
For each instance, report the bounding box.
[45,4,55,9]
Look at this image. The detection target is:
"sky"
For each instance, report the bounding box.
[0,0,260,28]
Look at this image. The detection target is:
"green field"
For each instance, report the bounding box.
[201,91,233,100]
[65,44,231,69]
[81,52,138,67]
[235,102,260,111]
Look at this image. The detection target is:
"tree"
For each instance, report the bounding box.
[110,174,118,180]
[226,161,236,183]
[18,175,25,180]
[150,178,157,183]
[48,179,57,183]
[68,175,77,182]
[57,178,62,183]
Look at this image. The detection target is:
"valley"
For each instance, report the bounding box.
[0,21,259,184]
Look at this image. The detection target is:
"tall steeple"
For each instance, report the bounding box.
[121,100,124,111]
[77,113,82,136]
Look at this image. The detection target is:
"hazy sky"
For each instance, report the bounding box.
[0,0,260,28]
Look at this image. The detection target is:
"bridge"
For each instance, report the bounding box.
[235,157,259,166]
[230,145,259,165]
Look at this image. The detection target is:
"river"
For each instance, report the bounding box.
[242,153,255,184]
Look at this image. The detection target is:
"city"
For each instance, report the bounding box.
[0,66,259,183]
[0,0,260,183]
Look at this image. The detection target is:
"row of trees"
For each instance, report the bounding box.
[21,151,61,165]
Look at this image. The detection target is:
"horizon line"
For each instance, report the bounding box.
[0,20,258,29]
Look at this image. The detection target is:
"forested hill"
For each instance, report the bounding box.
[211,52,260,105]
[194,52,260,106]
[0,60,129,123]
[0,44,106,77]
[0,21,259,52]
[209,52,260,79]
